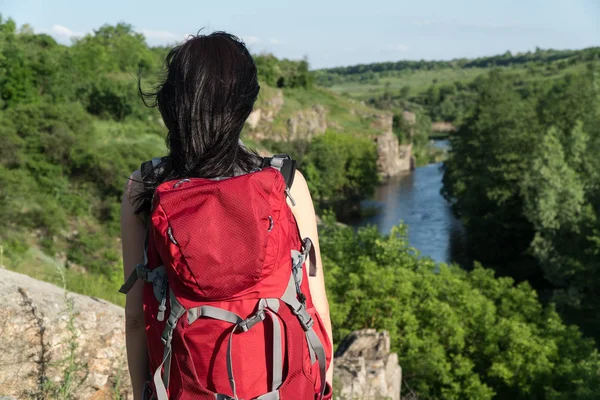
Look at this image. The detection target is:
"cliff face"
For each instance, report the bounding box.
[245,89,416,178]
[246,90,328,141]
[0,268,131,399]
[286,104,327,140]
[373,113,415,177]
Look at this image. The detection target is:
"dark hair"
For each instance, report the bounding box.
[135,31,262,214]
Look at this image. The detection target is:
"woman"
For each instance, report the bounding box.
[120,32,333,399]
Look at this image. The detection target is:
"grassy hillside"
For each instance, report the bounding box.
[317,48,599,127]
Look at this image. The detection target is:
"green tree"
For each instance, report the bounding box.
[442,71,540,275]
[304,131,378,217]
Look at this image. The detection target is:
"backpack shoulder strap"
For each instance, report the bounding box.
[261,154,297,189]
[140,157,163,182]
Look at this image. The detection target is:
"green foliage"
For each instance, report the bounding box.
[303,131,379,217]
[442,71,540,270]
[254,54,314,89]
[321,218,600,400]
[316,47,600,87]
[443,66,600,339]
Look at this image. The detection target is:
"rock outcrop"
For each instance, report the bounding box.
[0,268,131,399]
[246,91,328,141]
[333,329,402,400]
[373,113,415,177]
[246,90,285,139]
[431,121,456,133]
[286,105,327,140]
[402,111,416,138]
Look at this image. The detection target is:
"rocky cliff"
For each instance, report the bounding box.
[245,89,327,141]
[0,268,131,399]
[373,113,415,177]
[245,89,415,177]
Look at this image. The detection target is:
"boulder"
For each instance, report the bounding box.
[333,329,402,400]
[0,268,131,399]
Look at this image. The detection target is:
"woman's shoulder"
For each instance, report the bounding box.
[124,169,143,197]
[288,169,316,217]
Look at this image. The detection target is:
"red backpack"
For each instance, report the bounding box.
[120,155,333,400]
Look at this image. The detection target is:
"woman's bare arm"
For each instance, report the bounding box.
[287,170,334,385]
[121,170,149,399]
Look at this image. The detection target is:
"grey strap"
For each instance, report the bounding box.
[226,326,240,399]
[119,265,144,294]
[119,226,151,294]
[281,274,314,331]
[306,329,328,399]
[280,273,328,399]
[255,390,281,400]
[188,306,243,326]
[215,391,280,400]
[186,300,283,399]
[154,290,186,400]
[153,345,171,400]
[265,309,283,391]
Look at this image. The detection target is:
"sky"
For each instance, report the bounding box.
[2,0,599,69]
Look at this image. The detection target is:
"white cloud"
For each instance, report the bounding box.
[268,38,281,45]
[48,25,84,41]
[387,43,410,52]
[242,35,260,45]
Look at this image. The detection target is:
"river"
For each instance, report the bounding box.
[351,140,467,264]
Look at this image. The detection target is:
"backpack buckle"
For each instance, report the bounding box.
[161,314,178,346]
[292,304,314,331]
[136,264,149,281]
[238,310,266,332]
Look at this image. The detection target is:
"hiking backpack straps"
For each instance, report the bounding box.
[119,157,165,296]
[120,154,331,400]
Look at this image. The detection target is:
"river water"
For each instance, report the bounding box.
[351,140,466,264]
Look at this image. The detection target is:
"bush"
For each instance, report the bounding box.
[303,131,379,217]
[320,217,600,399]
